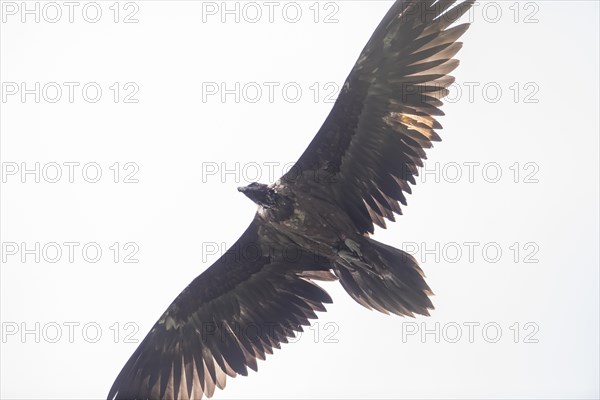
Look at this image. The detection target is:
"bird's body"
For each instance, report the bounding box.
[108,1,474,398]
[257,179,357,256]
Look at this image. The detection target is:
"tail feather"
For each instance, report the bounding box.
[334,236,433,317]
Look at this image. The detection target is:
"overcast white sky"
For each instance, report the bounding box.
[1,1,599,398]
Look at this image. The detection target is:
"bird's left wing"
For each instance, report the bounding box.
[108,219,334,399]
[284,0,473,234]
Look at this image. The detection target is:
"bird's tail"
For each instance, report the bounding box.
[334,236,433,317]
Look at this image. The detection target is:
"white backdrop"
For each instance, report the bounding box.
[1,1,599,398]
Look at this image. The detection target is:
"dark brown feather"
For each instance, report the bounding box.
[108,221,333,399]
[286,0,473,234]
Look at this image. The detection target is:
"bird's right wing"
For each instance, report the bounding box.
[108,219,335,400]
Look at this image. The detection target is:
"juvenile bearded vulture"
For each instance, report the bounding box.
[108,0,473,398]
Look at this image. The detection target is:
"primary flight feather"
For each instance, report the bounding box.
[109,1,473,398]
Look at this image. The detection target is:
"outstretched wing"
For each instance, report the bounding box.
[285,0,473,234]
[108,220,334,400]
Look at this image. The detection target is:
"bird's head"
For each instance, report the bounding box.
[238,182,276,208]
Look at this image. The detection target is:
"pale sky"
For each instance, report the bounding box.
[1,1,599,398]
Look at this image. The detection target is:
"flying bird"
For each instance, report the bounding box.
[109,1,473,398]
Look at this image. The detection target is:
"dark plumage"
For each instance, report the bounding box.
[108,1,473,398]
